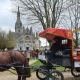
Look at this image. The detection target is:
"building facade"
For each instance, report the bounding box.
[14,7,41,50]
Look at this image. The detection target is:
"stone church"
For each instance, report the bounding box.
[14,7,40,50]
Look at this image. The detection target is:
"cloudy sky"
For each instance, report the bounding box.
[0,0,48,46]
[0,0,16,33]
[0,0,42,32]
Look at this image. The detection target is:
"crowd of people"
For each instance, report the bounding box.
[19,37,66,62]
[28,49,48,61]
[23,48,51,62]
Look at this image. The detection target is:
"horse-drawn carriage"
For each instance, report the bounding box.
[35,28,80,80]
[1,28,80,80]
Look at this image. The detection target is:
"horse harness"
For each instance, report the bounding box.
[9,50,20,65]
[10,50,26,65]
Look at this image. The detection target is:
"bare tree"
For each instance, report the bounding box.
[11,0,67,46]
[11,0,65,30]
[12,0,80,47]
[60,0,80,47]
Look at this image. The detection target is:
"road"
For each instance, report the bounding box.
[0,71,80,80]
[0,59,79,80]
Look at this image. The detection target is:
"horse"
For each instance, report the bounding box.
[0,50,31,80]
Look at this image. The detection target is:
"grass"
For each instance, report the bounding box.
[56,66,69,71]
[30,56,35,60]
[31,60,43,66]
[30,60,69,72]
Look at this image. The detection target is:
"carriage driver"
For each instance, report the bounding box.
[48,37,62,62]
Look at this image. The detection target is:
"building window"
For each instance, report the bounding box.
[19,29,20,32]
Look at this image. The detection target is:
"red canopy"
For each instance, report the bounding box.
[39,28,72,40]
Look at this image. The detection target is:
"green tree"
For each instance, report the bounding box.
[6,31,16,50]
[0,31,7,51]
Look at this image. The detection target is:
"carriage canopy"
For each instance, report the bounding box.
[39,28,73,40]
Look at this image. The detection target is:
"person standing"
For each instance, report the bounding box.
[35,49,39,59]
[31,50,36,59]
[24,47,31,77]
[25,47,31,62]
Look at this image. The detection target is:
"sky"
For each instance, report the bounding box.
[0,0,16,33]
[0,0,48,46]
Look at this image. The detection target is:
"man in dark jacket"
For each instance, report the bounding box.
[48,37,62,61]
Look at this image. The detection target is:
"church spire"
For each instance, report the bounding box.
[15,6,23,33]
[17,6,20,20]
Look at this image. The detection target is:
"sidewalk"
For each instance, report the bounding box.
[29,59,37,65]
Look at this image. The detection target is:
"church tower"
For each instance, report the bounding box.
[15,7,23,34]
[14,7,40,50]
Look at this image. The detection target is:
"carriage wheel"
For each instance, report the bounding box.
[36,66,64,80]
[48,70,64,80]
[71,68,80,77]
[36,66,47,80]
